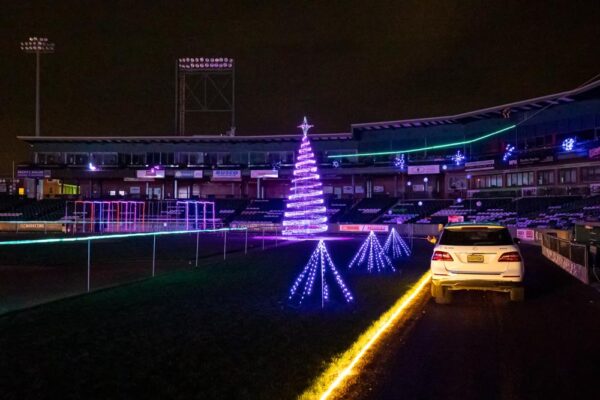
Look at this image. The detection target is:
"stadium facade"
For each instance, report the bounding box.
[14,79,600,201]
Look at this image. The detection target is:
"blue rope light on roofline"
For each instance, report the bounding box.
[0,227,247,246]
[328,124,516,158]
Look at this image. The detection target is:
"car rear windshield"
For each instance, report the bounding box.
[439,227,513,246]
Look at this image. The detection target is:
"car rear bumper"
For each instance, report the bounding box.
[431,278,522,293]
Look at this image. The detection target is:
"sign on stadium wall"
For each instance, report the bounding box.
[343,186,354,194]
[517,229,535,241]
[408,165,440,175]
[518,155,553,165]
[465,159,495,171]
[448,215,464,223]
[174,170,203,179]
[136,169,165,179]
[212,170,241,181]
[373,185,384,193]
[589,146,600,158]
[355,186,364,194]
[17,169,51,178]
[339,224,389,233]
[323,186,333,194]
[250,170,278,178]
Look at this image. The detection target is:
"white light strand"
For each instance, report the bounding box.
[348,231,395,273]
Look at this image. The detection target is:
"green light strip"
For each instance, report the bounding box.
[0,227,246,246]
[328,124,516,158]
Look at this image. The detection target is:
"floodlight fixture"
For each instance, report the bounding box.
[178,57,234,71]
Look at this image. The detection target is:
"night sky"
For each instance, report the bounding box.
[1,1,599,173]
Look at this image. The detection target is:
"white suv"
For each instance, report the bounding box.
[430,223,524,304]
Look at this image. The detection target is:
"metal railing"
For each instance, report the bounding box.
[541,233,589,283]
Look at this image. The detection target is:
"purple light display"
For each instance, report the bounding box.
[282,117,328,236]
[383,228,411,259]
[288,240,354,308]
[348,231,395,273]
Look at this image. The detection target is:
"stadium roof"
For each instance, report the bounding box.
[18,132,353,145]
[353,78,600,131]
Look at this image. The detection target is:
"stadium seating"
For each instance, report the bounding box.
[214,199,249,224]
[337,197,398,224]
[326,199,354,223]
[232,199,285,224]
[0,198,65,221]
[0,194,596,229]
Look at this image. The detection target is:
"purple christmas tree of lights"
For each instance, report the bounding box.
[348,231,395,273]
[288,240,354,308]
[282,117,328,236]
[383,227,411,259]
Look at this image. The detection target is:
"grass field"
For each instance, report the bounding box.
[0,236,432,399]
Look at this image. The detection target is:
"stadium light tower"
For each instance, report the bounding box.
[20,37,55,137]
[175,57,235,136]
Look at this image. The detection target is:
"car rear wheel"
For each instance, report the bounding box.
[510,287,525,302]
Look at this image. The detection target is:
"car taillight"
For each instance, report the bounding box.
[498,252,522,262]
[432,251,453,261]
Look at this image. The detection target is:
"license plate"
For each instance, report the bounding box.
[467,254,484,263]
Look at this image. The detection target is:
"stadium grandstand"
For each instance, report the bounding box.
[4,79,600,230]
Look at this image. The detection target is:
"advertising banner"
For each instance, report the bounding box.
[339,224,389,233]
[448,215,465,223]
[17,170,51,178]
[465,159,495,171]
[343,186,354,194]
[212,170,241,181]
[250,170,278,178]
[408,165,440,175]
[589,146,600,158]
[136,169,165,179]
[174,170,203,179]
[517,228,535,241]
[373,185,384,193]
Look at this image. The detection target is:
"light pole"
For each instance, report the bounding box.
[20,37,54,137]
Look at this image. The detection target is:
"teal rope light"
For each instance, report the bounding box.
[0,227,246,246]
[328,124,516,159]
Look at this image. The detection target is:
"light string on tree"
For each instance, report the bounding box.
[282,117,328,235]
[348,231,395,273]
[288,240,354,308]
[383,227,411,259]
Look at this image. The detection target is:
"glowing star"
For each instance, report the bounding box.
[282,117,328,236]
[452,150,465,166]
[383,228,411,259]
[288,240,354,308]
[503,144,515,162]
[393,154,405,169]
[298,116,314,137]
[562,137,576,152]
[348,231,395,273]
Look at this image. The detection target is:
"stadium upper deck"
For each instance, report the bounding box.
[14,79,600,200]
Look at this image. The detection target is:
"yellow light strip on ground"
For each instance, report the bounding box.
[300,271,432,400]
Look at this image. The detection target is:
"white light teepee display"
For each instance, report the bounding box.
[348,231,395,273]
[383,227,411,259]
[282,117,328,236]
[288,240,354,308]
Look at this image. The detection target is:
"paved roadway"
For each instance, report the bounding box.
[360,244,600,400]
